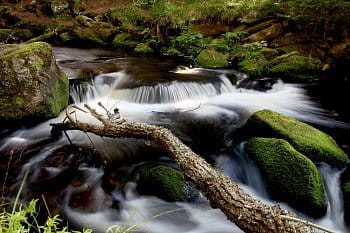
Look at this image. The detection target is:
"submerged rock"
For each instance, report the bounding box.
[0,42,69,123]
[195,48,229,68]
[242,110,347,167]
[246,137,326,217]
[135,164,197,202]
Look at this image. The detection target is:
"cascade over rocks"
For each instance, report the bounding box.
[0,42,69,123]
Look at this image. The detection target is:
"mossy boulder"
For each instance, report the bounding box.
[136,164,196,202]
[341,166,350,225]
[72,15,117,45]
[242,110,347,167]
[112,33,138,48]
[246,137,326,217]
[0,42,69,123]
[195,48,229,68]
[244,23,284,43]
[266,52,321,83]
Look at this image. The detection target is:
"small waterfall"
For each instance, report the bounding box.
[71,71,235,104]
[317,164,348,232]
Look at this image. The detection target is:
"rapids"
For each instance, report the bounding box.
[1,47,349,233]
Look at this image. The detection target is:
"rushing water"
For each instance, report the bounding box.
[1,47,349,233]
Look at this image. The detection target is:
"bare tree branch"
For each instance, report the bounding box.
[51,104,320,233]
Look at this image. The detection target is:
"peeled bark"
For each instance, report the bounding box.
[51,105,316,233]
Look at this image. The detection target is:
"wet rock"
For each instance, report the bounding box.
[246,137,326,218]
[72,15,117,45]
[135,163,198,202]
[242,110,347,168]
[266,52,321,83]
[195,48,229,68]
[236,77,277,91]
[0,42,69,123]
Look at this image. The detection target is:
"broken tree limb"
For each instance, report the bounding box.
[51,104,318,233]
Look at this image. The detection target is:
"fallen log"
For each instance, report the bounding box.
[51,104,318,233]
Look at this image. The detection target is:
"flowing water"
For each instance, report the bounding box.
[1,47,349,233]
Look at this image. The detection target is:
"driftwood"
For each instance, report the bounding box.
[51,104,320,233]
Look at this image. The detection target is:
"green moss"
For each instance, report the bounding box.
[112,33,138,48]
[195,48,229,68]
[135,43,154,54]
[45,70,69,117]
[246,137,326,217]
[266,52,321,83]
[137,165,186,201]
[168,30,210,56]
[244,109,347,167]
[59,32,73,42]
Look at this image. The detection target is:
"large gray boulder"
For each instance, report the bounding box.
[0,42,69,122]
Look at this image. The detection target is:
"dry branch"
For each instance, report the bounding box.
[51,104,319,233]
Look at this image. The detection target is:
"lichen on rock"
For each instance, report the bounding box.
[0,42,69,123]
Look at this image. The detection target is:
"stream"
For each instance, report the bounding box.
[1,47,349,233]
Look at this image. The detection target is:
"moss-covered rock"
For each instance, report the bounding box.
[136,164,195,202]
[231,44,279,78]
[244,23,284,43]
[0,42,69,123]
[246,137,326,217]
[26,31,56,43]
[112,33,138,48]
[72,15,117,45]
[266,52,321,83]
[0,29,33,43]
[195,48,229,68]
[341,166,350,225]
[134,42,154,54]
[242,110,347,167]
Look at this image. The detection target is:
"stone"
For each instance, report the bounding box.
[242,109,347,167]
[0,42,69,122]
[246,137,326,217]
[112,33,138,48]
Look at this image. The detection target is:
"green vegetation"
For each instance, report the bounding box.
[243,110,347,167]
[246,137,326,217]
[0,200,92,233]
[112,33,138,48]
[167,30,210,56]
